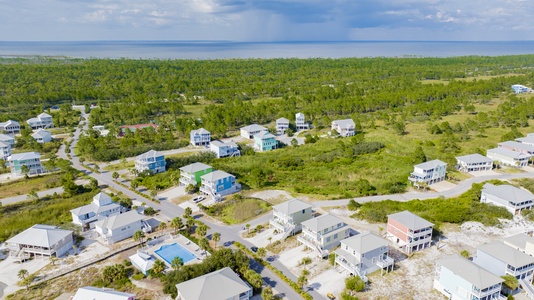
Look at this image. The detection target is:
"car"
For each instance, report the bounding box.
[193,196,205,203]
[250,246,258,253]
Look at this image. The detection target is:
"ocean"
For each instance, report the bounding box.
[0,40,534,59]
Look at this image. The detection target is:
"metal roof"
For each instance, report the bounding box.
[136,149,163,160]
[6,224,72,248]
[8,151,40,162]
[254,131,275,139]
[455,153,493,164]
[191,128,210,135]
[94,210,144,231]
[341,232,389,255]
[437,254,503,288]
[487,147,530,159]
[332,119,355,129]
[301,214,345,232]
[241,124,267,132]
[516,136,534,145]
[210,140,238,148]
[388,211,433,230]
[200,170,235,182]
[414,159,447,170]
[179,162,213,174]
[31,129,51,139]
[503,234,534,251]
[477,241,534,268]
[273,198,312,215]
[72,287,135,300]
[499,141,534,152]
[175,267,251,300]
[482,183,534,204]
[0,134,14,141]
[276,117,290,123]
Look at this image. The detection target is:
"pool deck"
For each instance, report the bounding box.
[143,234,209,267]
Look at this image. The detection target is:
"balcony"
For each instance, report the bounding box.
[179,175,196,186]
[376,256,394,269]
[507,264,534,277]
[334,251,368,282]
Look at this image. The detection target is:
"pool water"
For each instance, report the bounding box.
[154,243,197,265]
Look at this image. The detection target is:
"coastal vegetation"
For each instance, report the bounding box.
[199,195,271,224]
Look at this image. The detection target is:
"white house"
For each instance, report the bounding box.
[298,214,351,257]
[295,112,309,131]
[190,128,211,146]
[270,199,313,239]
[27,112,54,130]
[129,250,156,275]
[487,147,530,167]
[72,286,136,300]
[240,124,268,139]
[7,152,43,176]
[434,254,503,300]
[70,192,122,230]
[0,120,20,134]
[516,136,534,147]
[5,224,73,260]
[135,150,166,174]
[175,267,252,300]
[94,210,149,245]
[504,234,534,257]
[0,140,11,160]
[456,154,493,172]
[499,141,534,156]
[210,140,240,158]
[31,129,52,144]
[331,119,355,137]
[276,117,290,134]
[480,183,534,215]
[386,211,433,254]
[92,125,110,137]
[408,159,447,187]
[0,134,15,146]
[474,241,534,282]
[512,84,532,94]
[334,232,394,281]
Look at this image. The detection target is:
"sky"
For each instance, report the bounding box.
[1,0,533,41]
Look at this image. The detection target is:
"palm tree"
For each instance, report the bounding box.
[112,171,119,181]
[257,247,266,258]
[196,224,207,237]
[17,269,28,281]
[133,230,145,246]
[261,286,275,300]
[171,257,183,271]
[199,238,209,256]
[186,217,195,232]
[151,259,166,277]
[159,222,168,233]
[212,232,221,249]
[170,217,183,234]
[184,207,193,219]
[297,275,308,289]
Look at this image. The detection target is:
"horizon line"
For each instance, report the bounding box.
[1,39,534,43]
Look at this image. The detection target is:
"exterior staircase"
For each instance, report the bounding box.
[520,278,534,299]
[280,224,296,240]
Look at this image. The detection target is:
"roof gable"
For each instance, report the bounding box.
[273,199,312,215]
[176,267,250,300]
[388,211,433,229]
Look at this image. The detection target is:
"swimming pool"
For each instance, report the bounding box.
[154,243,197,265]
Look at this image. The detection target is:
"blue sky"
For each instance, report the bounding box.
[1,0,533,41]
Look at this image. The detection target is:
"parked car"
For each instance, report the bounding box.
[193,196,205,203]
[250,246,258,253]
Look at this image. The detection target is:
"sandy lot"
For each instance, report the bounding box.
[249,190,293,204]
[158,186,186,201]
[244,227,284,248]
[0,256,50,299]
[429,181,457,192]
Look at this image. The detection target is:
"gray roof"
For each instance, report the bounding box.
[180,162,213,174]
[176,267,250,300]
[210,140,238,148]
[388,211,433,230]
[8,152,40,162]
[478,241,534,268]
[70,193,119,216]
[341,232,389,255]
[73,286,136,300]
[296,112,305,118]
[0,134,14,141]
[200,170,235,182]
[517,136,534,145]
[241,124,267,132]
[38,112,52,118]
[254,131,275,139]
[301,214,345,232]
[191,128,210,135]
[437,254,503,288]
[332,119,355,129]
[0,140,9,148]
[276,117,290,124]
[136,149,163,160]
[482,183,534,204]
[499,141,534,153]
[31,129,51,139]
[487,147,530,159]
[6,224,73,248]
[273,199,312,215]
[504,234,534,251]
[455,153,493,164]
[94,210,144,231]
[414,159,447,170]
[0,120,19,127]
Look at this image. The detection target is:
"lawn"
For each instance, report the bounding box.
[103,161,135,172]
[0,173,62,198]
[201,196,271,224]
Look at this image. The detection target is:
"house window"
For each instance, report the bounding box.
[326,237,331,243]
[334,234,338,239]
[302,209,305,214]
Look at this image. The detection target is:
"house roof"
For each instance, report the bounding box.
[341,232,389,255]
[31,129,51,139]
[94,210,144,231]
[201,170,235,182]
[8,151,40,162]
[296,112,305,118]
[26,117,40,124]
[482,183,534,204]
[503,234,534,251]
[38,113,52,119]
[301,214,345,232]
[414,159,447,170]
[93,192,113,205]
[499,141,534,153]
[273,199,312,215]
[136,149,163,160]
[6,224,72,248]
[0,134,14,141]
[388,211,433,230]
[72,286,136,300]
[0,140,9,148]
[516,136,534,145]
[276,117,290,123]
[254,131,275,139]
[179,162,212,174]
[191,128,210,135]
[175,267,250,300]
[455,153,493,164]
[241,124,267,132]
[477,241,534,268]
[129,250,156,274]
[332,119,355,129]
[70,192,119,216]
[487,147,530,159]
[210,140,238,148]
[437,254,503,288]
[0,120,20,127]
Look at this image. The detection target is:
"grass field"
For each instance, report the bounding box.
[103,161,135,172]
[201,196,271,224]
[0,174,62,198]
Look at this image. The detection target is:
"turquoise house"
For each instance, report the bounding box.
[253,132,277,152]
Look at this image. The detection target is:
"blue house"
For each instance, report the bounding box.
[135,150,166,174]
[253,131,277,152]
[200,170,241,201]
